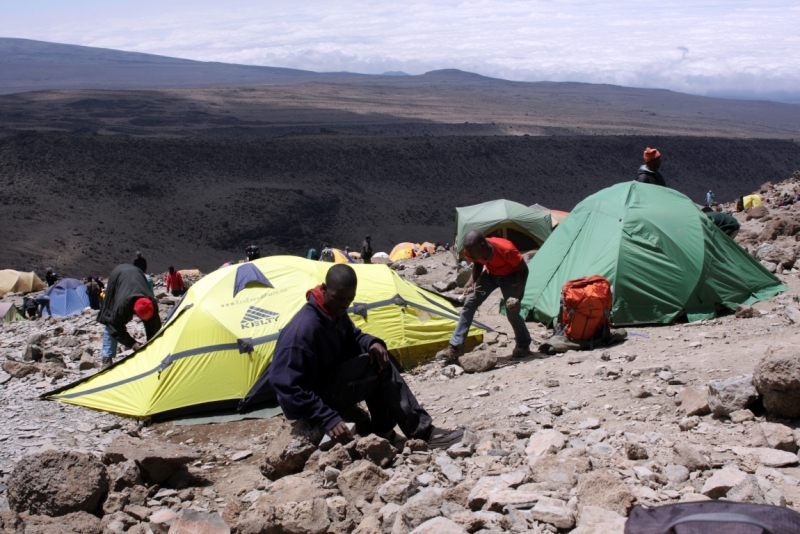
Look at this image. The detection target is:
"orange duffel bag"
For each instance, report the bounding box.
[558,276,612,341]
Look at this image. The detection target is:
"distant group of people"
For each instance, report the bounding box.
[307,235,375,264]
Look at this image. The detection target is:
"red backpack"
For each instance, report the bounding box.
[558,276,613,341]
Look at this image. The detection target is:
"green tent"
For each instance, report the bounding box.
[455,199,552,255]
[521,182,785,325]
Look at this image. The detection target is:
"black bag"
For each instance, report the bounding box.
[625,502,800,534]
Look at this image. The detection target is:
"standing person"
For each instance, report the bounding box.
[165,266,186,297]
[706,189,715,206]
[361,235,374,264]
[45,268,58,287]
[437,230,531,362]
[133,252,147,273]
[319,243,335,263]
[35,294,52,317]
[636,148,667,187]
[85,277,102,310]
[245,245,260,262]
[97,264,162,368]
[268,264,463,448]
[94,276,105,292]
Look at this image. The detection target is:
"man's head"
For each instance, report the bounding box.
[464,230,492,261]
[322,264,357,318]
[643,147,661,171]
[365,235,371,241]
[168,266,175,274]
[133,297,154,321]
[323,242,330,248]
[46,267,52,273]
[136,251,143,258]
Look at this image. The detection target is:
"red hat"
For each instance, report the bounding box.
[643,147,661,163]
[133,297,154,321]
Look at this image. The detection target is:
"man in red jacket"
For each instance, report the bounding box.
[437,230,530,362]
[166,266,186,297]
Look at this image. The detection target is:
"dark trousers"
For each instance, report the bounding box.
[171,288,186,297]
[320,354,432,440]
[88,294,101,310]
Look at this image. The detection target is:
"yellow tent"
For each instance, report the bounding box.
[419,242,437,254]
[390,242,419,261]
[332,249,355,264]
[743,195,764,209]
[44,256,485,419]
[0,303,24,323]
[0,270,47,295]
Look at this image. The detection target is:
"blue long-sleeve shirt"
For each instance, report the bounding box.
[268,298,381,431]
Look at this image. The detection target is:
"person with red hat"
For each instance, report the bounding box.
[97,263,162,368]
[637,147,667,187]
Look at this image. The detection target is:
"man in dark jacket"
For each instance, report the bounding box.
[133,252,147,273]
[707,210,741,238]
[269,264,462,447]
[45,268,58,287]
[85,277,101,310]
[98,264,161,367]
[361,235,374,264]
[636,147,667,187]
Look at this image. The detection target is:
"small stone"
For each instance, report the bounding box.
[673,442,710,472]
[679,417,699,431]
[526,429,566,458]
[230,450,253,462]
[675,387,711,416]
[730,409,755,423]
[707,375,758,417]
[701,466,748,498]
[625,442,649,460]
[458,352,497,373]
[760,422,797,452]
[665,464,690,484]
[545,379,560,388]
[530,496,575,529]
[731,447,800,467]
[578,418,600,430]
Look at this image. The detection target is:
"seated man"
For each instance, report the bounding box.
[269,264,462,447]
[437,230,531,361]
[97,264,162,368]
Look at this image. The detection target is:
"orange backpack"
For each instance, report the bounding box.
[558,276,613,341]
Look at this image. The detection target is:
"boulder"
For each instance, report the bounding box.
[760,422,797,452]
[525,429,566,458]
[1,361,37,378]
[391,488,443,534]
[408,517,466,534]
[103,436,200,484]
[707,375,758,416]
[727,474,767,504]
[759,216,800,241]
[673,442,710,471]
[530,496,574,529]
[272,498,330,534]
[576,470,635,517]
[731,447,799,468]
[16,511,103,534]
[701,466,748,498]
[571,505,626,534]
[754,348,800,418]
[108,459,144,491]
[675,387,711,416]
[457,352,497,373]
[337,460,390,503]
[355,434,396,467]
[168,509,230,534]
[7,450,109,516]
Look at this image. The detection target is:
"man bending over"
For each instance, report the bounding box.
[269,264,462,447]
[437,230,531,361]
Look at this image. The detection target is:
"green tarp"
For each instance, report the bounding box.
[455,199,552,254]
[521,182,786,325]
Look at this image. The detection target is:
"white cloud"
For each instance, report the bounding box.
[2,0,799,101]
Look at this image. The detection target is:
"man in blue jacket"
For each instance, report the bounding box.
[269,264,462,447]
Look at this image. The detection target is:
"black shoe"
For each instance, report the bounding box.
[101,357,113,369]
[426,427,464,449]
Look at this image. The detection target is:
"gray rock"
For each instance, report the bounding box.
[409,517,466,534]
[458,352,497,373]
[7,450,110,516]
[665,464,690,484]
[673,442,710,471]
[576,469,635,516]
[707,375,758,417]
[760,422,797,452]
[337,460,390,503]
[701,466,748,498]
[675,387,711,416]
[530,496,575,529]
[104,436,201,484]
[570,505,626,534]
[727,474,767,504]
[392,488,443,534]
[272,498,329,534]
[355,434,396,467]
[754,348,800,418]
[526,429,566,458]
[625,441,649,460]
[730,409,755,423]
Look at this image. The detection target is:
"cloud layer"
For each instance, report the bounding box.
[3,0,799,102]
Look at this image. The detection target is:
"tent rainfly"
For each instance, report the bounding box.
[455,199,552,256]
[44,278,91,317]
[0,303,23,323]
[44,256,487,419]
[0,270,47,295]
[520,182,786,326]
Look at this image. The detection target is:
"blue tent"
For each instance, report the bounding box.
[44,278,90,317]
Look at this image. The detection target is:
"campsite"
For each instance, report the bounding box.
[2,173,800,532]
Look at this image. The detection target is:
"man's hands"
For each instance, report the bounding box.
[463,278,476,295]
[327,421,353,442]
[369,342,391,373]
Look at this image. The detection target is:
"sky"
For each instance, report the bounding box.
[2,0,799,103]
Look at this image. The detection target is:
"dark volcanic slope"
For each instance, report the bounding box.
[1,132,798,276]
[0,38,367,95]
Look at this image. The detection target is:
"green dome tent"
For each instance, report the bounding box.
[520,182,785,326]
[455,199,552,256]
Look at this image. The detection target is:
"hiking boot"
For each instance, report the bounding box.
[511,345,532,359]
[435,344,464,364]
[101,357,113,369]
[426,427,465,449]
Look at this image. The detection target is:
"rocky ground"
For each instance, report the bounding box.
[1,177,800,532]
